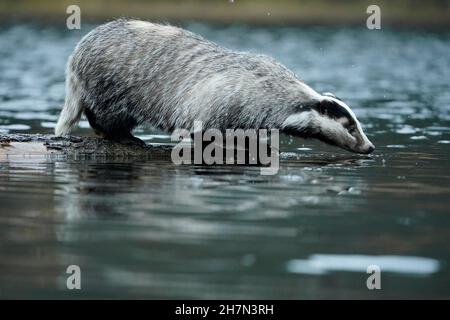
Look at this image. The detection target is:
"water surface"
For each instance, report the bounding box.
[0,23,449,299]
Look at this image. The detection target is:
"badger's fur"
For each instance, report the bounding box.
[55,19,374,154]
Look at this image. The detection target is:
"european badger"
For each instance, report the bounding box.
[55,19,375,154]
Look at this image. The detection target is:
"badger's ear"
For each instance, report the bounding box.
[322,92,336,98]
[316,96,354,122]
[322,92,343,101]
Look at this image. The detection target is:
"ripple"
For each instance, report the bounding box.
[386,144,407,148]
[41,121,56,128]
[0,124,31,130]
[410,135,427,140]
[395,125,418,135]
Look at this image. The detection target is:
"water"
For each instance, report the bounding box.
[0,22,450,299]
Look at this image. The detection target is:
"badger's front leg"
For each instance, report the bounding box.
[84,108,146,147]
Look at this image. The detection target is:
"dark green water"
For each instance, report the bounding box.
[0,23,449,299]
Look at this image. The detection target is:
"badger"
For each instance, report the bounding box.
[55,19,375,154]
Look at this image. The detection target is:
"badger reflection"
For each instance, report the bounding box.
[52,155,370,222]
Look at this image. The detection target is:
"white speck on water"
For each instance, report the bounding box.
[297,147,312,151]
[427,126,450,131]
[41,121,56,128]
[13,112,57,121]
[396,125,417,134]
[136,134,170,140]
[286,254,440,275]
[78,121,90,129]
[398,217,412,226]
[241,254,256,267]
[280,174,305,183]
[0,124,31,130]
[387,144,406,148]
[326,185,344,194]
[438,140,450,144]
[347,187,361,195]
[426,131,442,136]
[410,135,427,140]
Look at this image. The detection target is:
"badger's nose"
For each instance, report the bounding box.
[363,143,375,154]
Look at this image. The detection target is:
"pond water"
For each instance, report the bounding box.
[0,22,449,299]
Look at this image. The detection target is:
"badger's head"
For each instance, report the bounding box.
[282,93,375,154]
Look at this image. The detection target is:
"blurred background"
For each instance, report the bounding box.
[1,0,450,28]
[0,0,450,299]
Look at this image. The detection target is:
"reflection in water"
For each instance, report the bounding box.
[1,149,450,298]
[0,23,450,298]
[0,154,373,298]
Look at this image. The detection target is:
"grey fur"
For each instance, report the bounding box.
[55,19,374,153]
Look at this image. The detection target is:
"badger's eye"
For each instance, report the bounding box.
[348,125,356,134]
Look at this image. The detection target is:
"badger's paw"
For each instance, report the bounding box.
[106,133,147,147]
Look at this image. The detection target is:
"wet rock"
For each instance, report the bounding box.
[0,133,173,159]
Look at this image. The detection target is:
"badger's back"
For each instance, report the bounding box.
[63,19,318,135]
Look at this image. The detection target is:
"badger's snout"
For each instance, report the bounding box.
[364,143,375,154]
[338,138,375,155]
[354,142,375,154]
[345,126,375,155]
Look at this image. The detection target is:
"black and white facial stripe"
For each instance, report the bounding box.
[282,94,375,154]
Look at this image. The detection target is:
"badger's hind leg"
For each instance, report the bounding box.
[84,108,146,147]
